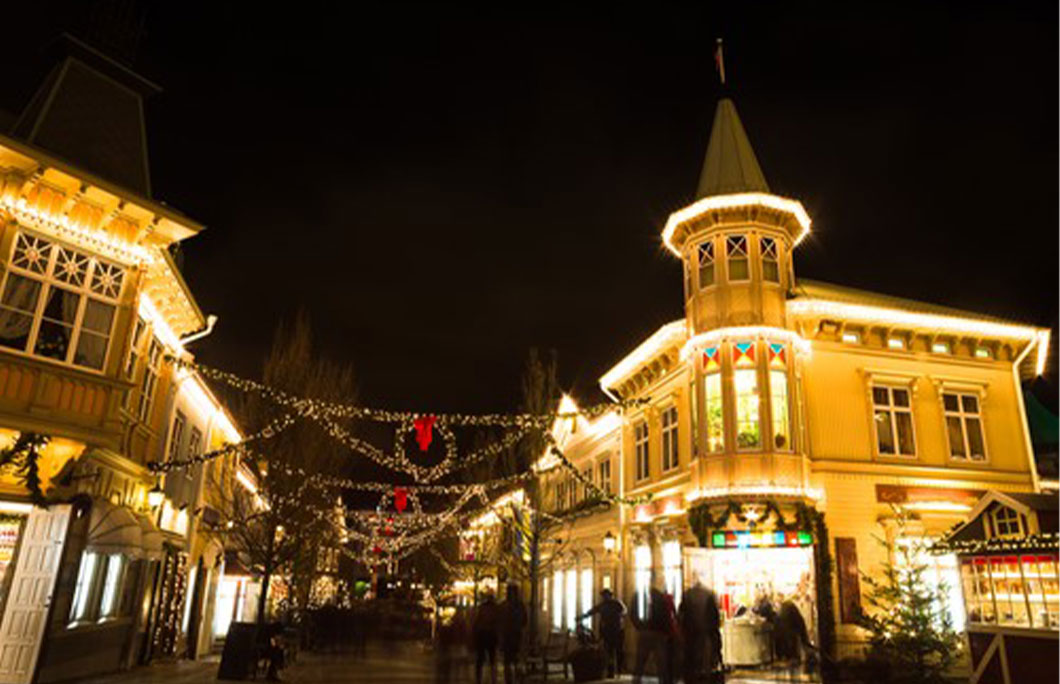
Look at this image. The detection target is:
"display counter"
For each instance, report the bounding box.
[722,617,772,666]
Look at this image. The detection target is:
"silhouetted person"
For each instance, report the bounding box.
[774,598,815,679]
[473,593,502,684]
[631,586,676,684]
[580,588,627,678]
[500,584,527,684]
[678,580,722,684]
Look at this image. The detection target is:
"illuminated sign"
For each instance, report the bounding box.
[711,530,813,549]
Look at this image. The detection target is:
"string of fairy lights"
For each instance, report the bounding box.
[154,358,651,565]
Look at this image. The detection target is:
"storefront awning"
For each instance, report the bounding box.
[137,512,163,561]
[86,499,142,558]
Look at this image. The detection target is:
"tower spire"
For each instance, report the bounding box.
[695,97,769,199]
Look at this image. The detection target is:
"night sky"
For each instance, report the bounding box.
[5,3,1058,413]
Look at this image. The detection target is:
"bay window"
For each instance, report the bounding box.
[760,237,779,282]
[726,235,749,281]
[768,343,791,451]
[698,241,715,288]
[703,347,724,452]
[0,232,124,371]
[733,342,760,449]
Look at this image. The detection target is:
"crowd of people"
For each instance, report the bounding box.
[432,575,815,684]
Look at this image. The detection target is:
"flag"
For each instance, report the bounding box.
[715,38,726,85]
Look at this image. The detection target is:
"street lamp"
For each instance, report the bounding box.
[603,531,616,554]
[147,484,164,509]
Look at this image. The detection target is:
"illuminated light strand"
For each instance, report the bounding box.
[599,320,687,392]
[1036,329,1051,376]
[542,430,652,506]
[661,192,812,257]
[786,299,1045,342]
[679,326,812,361]
[147,413,296,472]
[1,196,155,264]
[686,485,824,502]
[929,532,1059,556]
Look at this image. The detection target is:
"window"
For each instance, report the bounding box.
[138,338,163,422]
[887,337,906,350]
[661,406,679,472]
[70,552,99,622]
[0,232,124,370]
[975,347,993,359]
[568,477,577,509]
[598,458,612,495]
[726,235,749,281]
[565,568,578,631]
[634,545,652,621]
[98,555,126,619]
[733,342,760,449]
[581,467,593,500]
[552,571,563,629]
[961,554,1058,629]
[872,386,916,456]
[931,341,951,354]
[841,331,861,344]
[991,506,1023,538]
[768,343,791,450]
[167,412,186,463]
[634,421,650,481]
[663,540,683,607]
[555,481,567,511]
[697,241,715,288]
[703,347,724,452]
[943,392,986,461]
[760,237,779,282]
[580,568,594,629]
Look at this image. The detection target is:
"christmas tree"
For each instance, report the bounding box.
[858,516,961,684]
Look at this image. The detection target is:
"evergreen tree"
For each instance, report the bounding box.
[858,516,961,684]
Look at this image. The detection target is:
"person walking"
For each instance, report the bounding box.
[579,588,627,678]
[631,584,677,684]
[473,592,502,684]
[678,578,723,684]
[500,584,527,684]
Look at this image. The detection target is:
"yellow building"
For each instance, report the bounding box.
[538,95,1052,669]
[0,36,246,683]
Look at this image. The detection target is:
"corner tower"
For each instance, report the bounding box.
[665,98,810,334]
[665,98,812,492]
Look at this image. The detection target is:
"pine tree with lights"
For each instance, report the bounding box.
[857,516,961,684]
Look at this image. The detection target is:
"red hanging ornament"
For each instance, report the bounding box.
[413,415,436,452]
[373,545,382,554]
[385,517,394,536]
[394,487,408,513]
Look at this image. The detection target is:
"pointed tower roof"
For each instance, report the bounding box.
[695,98,769,198]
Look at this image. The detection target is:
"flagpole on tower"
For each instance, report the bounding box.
[715,37,726,86]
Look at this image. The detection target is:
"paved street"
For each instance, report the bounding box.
[68,640,817,684]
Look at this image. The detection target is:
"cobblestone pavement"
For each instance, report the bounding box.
[66,640,817,684]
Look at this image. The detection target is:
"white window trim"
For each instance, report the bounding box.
[759,236,780,284]
[696,239,716,291]
[869,382,918,459]
[0,230,124,374]
[941,389,989,464]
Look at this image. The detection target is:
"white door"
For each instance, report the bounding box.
[0,505,71,684]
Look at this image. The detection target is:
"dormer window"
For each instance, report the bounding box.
[760,237,779,283]
[990,505,1023,538]
[726,235,749,281]
[697,241,715,288]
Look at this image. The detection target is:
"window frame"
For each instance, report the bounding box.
[634,420,650,482]
[942,390,988,463]
[0,231,124,373]
[726,235,750,282]
[597,457,612,495]
[137,337,163,423]
[697,240,716,290]
[990,506,1023,539]
[871,384,918,458]
[661,405,679,473]
[760,236,780,283]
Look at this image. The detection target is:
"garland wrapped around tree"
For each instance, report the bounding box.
[0,432,48,506]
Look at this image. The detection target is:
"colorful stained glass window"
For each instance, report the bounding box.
[768,343,786,368]
[703,346,720,371]
[733,341,755,367]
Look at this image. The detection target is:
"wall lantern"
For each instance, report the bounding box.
[147,484,165,509]
[603,531,616,554]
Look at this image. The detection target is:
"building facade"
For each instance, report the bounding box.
[0,36,249,684]
[536,95,1052,668]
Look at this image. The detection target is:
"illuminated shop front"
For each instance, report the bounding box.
[933,491,1058,684]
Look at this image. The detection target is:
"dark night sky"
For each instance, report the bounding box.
[5,3,1058,413]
